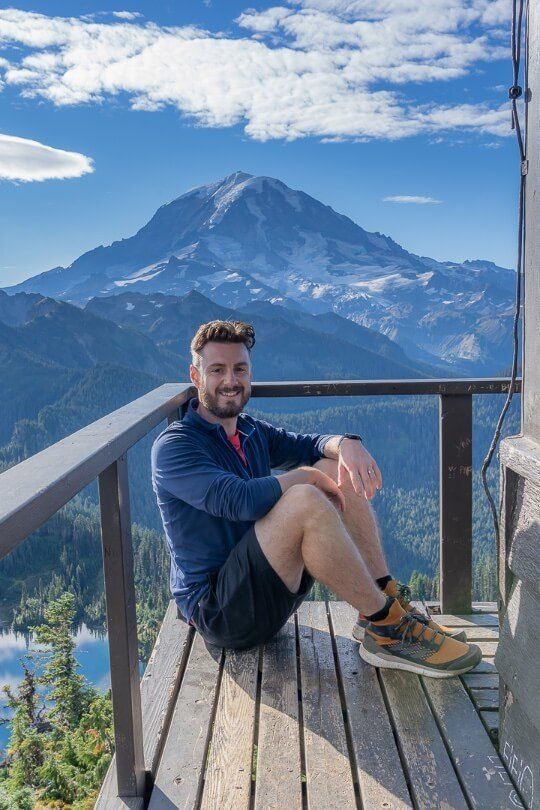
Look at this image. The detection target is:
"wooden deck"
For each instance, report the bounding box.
[98,600,524,809]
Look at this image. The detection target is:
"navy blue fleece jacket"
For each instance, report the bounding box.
[151,396,333,621]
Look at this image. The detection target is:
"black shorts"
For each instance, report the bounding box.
[190,524,314,650]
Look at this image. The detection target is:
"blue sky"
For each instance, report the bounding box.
[0,1,520,286]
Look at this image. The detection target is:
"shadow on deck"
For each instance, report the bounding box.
[97,600,520,810]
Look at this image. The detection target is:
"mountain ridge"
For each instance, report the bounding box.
[4,172,516,372]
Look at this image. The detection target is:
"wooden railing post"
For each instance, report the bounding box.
[167,409,181,425]
[439,394,473,614]
[167,398,191,426]
[98,454,146,798]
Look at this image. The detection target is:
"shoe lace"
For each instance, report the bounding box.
[396,583,433,621]
[394,613,444,649]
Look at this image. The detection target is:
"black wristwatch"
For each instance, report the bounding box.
[338,433,363,449]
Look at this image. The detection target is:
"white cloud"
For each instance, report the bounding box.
[0,133,94,182]
[383,195,442,204]
[112,11,143,20]
[418,101,511,136]
[0,4,513,143]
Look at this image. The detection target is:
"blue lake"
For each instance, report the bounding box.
[0,625,111,755]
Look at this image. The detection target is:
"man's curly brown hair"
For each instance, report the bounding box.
[190,320,256,367]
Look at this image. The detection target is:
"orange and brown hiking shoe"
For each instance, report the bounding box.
[359,599,482,678]
[352,579,466,642]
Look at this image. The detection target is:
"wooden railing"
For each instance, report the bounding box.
[0,377,521,800]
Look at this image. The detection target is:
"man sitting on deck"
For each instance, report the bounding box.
[151,320,482,677]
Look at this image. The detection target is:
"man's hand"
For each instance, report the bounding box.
[308,467,346,512]
[275,466,346,512]
[338,439,382,501]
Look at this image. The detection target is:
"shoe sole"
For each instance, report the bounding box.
[352,623,466,644]
[352,623,365,642]
[359,643,481,678]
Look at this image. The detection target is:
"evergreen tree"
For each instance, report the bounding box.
[0,593,114,807]
[32,593,89,732]
[2,662,44,790]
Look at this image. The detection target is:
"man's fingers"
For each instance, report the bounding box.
[320,472,346,511]
[336,488,346,512]
[348,468,364,497]
[329,478,346,511]
[364,460,382,496]
[360,465,377,500]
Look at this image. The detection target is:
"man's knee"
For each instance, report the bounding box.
[313,457,338,481]
[283,483,338,522]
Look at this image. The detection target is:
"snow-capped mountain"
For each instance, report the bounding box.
[4,171,516,372]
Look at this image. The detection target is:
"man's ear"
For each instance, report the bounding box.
[189,363,199,386]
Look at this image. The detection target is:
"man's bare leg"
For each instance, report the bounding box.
[311,460,470,643]
[254,483,387,617]
[254,482,481,677]
[313,457,389,580]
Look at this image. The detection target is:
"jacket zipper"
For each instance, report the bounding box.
[218,429,253,478]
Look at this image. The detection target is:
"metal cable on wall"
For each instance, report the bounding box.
[481,0,528,543]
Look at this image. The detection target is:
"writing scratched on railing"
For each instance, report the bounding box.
[502,741,534,808]
[484,748,533,808]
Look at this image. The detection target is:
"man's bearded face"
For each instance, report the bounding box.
[193,342,252,418]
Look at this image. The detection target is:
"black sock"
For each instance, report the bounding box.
[365,595,394,622]
[376,574,392,591]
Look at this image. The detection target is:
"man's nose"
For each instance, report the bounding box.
[223,370,239,387]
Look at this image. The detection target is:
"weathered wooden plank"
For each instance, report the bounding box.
[480,711,499,742]
[436,613,499,627]
[329,602,412,809]
[439,393,473,614]
[379,669,467,808]
[200,645,259,810]
[251,378,518,399]
[497,579,540,736]
[458,626,499,640]
[98,455,145,799]
[472,602,498,612]
[140,601,194,774]
[423,677,523,809]
[470,689,499,710]
[297,601,356,809]
[96,604,193,809]
[149,632,222,809]
[411,601,497,615]
[96,798,144,810]
[470,657,497,674]
[255,617,302,810]
[461,673,499,689]
[474,641,498,656]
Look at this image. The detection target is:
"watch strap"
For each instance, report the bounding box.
[338,432,363,448]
